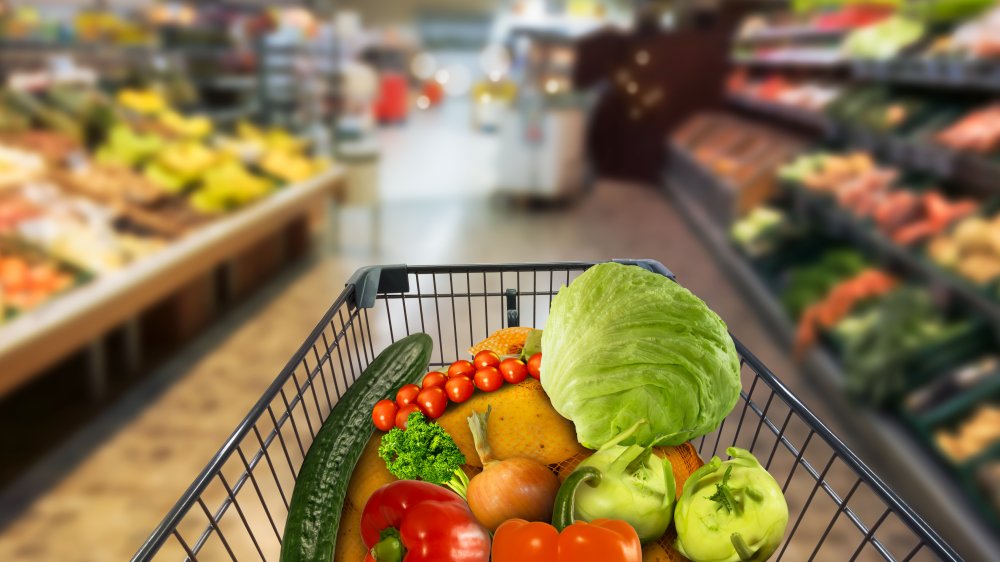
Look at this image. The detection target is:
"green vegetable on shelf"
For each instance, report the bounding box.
[781,250,868,319]
[842,16,925,60]
[378,411,470,498]
[837,287,968,404]
[675,447,788,562]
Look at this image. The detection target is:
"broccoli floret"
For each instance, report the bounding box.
[378,411,469,497]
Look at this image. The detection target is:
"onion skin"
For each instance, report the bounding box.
[466,457,560,531]
[465,407,561,531]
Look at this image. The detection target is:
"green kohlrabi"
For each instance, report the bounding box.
[541,262,741,449]
[556,422,675,543]
[675,447,788,562]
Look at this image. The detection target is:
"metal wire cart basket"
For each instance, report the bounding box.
[133,260,963,561]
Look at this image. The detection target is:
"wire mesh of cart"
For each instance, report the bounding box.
[132,260,963,562]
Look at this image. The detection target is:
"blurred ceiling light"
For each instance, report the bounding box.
[443,65,471,96]
[416,95,430,110]
[410,53,436,80]
[636,50,650,66]
[489,71,502,82]
[521,0,546,19]
[626,81,638,94]
[615,68,630,85]
[545,78,560,94]
[434,69,450,85]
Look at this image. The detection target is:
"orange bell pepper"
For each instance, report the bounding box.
[491,518,642,562]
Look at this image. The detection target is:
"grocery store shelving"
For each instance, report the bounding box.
[727,93,834,134]
[737,26,849,43]
[0,166,344,399]
[665,143,1000,562]
[852,58,1000,93]
[785,181,1000,330]
[727,93,1000,198]
[732,54,848,70]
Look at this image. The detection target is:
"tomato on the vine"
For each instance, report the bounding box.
[474,367,504,392]
[445,376,474,403]
[395,404,421,430]
[526,353,542,380]
[473,350,501,370]
[422,372,448,389]
[396,384,421,408]
[498,358,528,384]
[372,399,397,432]
[416,386,448,419]
[447,360,476,379]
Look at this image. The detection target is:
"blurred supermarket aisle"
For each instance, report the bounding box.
[375,91,500,202]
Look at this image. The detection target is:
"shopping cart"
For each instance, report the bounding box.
[132,260,963,562]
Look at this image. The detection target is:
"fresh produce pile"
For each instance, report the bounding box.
[924,4,1000,59]
[0,239,81,316]
[279,263,790,562]
[936,403,1000,462]
[0,79,331,324]
[935,104,1000,154]
[842,15,925,60]
[928,215,1000,285]
[780,151,980,246]
[726,71,843,112]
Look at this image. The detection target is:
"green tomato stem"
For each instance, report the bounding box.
[372,529,406,562]
[731,532,758,561]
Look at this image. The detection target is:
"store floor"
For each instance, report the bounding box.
[0,180,842,561]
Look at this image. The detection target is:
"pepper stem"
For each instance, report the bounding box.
[731,532,758,561]
[371,528,406,562]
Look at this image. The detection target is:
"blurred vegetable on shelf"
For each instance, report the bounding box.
[936,404,1000,462]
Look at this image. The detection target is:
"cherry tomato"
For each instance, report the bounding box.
[473,350,501,370]
[416,386,448,419]
[447,360,476,379]
[395,403,421,430]
[498,358,528,384]
[527,353,542,380]
[445,376,474,403]
[474,367,504,392]
[422,371,448,389]
[372,399,398,432]
[396,384,421,408]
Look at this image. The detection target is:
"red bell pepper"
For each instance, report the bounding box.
[491,518,643,562]
[360,480,490,562]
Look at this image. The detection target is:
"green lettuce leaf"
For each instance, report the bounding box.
[541,262,741,448]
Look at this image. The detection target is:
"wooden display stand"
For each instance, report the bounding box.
[0,167,346,399]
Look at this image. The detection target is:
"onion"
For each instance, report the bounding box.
[465,406,560,530]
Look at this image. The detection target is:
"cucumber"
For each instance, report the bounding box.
[280,332,433,562]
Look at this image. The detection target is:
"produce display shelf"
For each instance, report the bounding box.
[785,182,1000,329]
[852,58,1000,93]
[732,55,848,69]
[665,143,1000,562]
[727,93,834,135]
[0,166,344,399]
[729,93,1000,198]
[738,26,849,43]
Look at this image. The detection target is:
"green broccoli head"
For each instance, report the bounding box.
[377,411,466,485]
